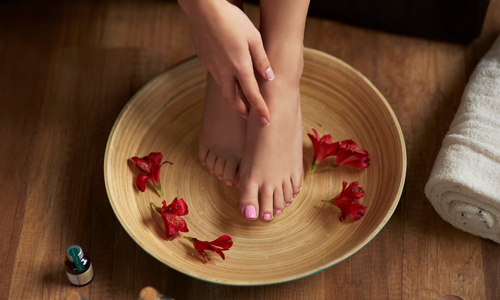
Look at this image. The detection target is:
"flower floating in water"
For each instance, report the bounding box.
[151,198,189,240]
[322,181,366,222]
[185,235,233,263]
[131,152,172,195]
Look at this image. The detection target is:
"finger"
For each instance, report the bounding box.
[249,37,274,81]
[237,71,271,126]
[221,77,249,117]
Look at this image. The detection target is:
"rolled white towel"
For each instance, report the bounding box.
[425,34,500,244]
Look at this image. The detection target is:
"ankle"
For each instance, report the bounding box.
[265,45,304,85]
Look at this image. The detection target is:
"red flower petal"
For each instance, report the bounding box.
[335,148,370,168]
[323,181,367,222]
[155,199,190,241]
[185,235,233,263]
[308,129,341,174]
[136,174,151,192]
[131,157,152,175]
[210,235,233,249]
[165,197,189,216]
[147,152,163,166]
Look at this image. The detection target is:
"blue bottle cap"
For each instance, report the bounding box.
[67,245,85,272]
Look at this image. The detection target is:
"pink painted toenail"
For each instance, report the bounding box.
[276,210,282,215]
[293,193,298,198]
[209,170,214,174]
[217,176,223,180]
[244,206,256,219]
[263,213,271,221]
[201,162,206,166]
[285,203,291,208]
[261,117,270,126]
[225,181,233,186]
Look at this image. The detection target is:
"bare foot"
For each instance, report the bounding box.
[237,49,304,220]
[199,73,246,186]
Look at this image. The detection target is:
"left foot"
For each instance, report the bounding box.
[237,47,304,221]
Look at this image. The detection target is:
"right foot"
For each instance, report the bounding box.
[198,73,247,186]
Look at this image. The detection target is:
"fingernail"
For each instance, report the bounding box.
[293,193,298,198]
[276,210,282,215]
[226,181,233,186]
[209,170,214,174]
[263,213,271,221]
[265,67,275,81]
[261,117,270,126]
[201,162,206,166]
[244,205,257,219]
[241,114,248,120]
[285,203,291,208]
[217,176,223,180]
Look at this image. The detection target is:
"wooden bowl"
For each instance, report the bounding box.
[104,48,406,285]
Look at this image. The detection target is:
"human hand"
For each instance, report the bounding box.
[179,0,273,125]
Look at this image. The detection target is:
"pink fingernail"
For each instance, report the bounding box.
[225,181,233,186]
[276,210,282,215]
[244,205,256,219]
[263,213,271,221]
[285,203,291,208]
[209,170,214,174]
[261,117,270,126]
[217,176,223,180]
[265,67,275,81]
[241,114,248,120]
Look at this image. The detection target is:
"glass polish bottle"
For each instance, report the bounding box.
[64,245,94,286]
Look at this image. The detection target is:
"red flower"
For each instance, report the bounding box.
[185,235,233,263]
[308,129,340,174]
[322,181,366,222]
[131,152,172,195]
[334,140,370,168]
[151,198,189,240]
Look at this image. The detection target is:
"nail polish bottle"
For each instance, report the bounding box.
[64,245,94,286]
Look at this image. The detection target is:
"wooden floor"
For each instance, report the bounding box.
[1,0,499,299]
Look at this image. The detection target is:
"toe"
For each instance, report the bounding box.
[273,188,285,215]
[223,160,238,185]
[260,186,274,221]
[239,181,259,220]
[283,179,294,206]
[214,158,225,180]
[205,150,217,173]
[198,144,209,166]
[291,173,302,198]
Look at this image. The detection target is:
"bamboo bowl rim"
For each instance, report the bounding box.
[104,48,407,286]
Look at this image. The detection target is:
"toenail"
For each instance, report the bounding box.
[285,203,291,208]
[225,181,233,186]
[293,193,298,198]
[244,206,257,219]
[209,170,214,174]
[276,210,282,215]
[263,213,271,221]
[217,176,223,180]
[260,117,270,126]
